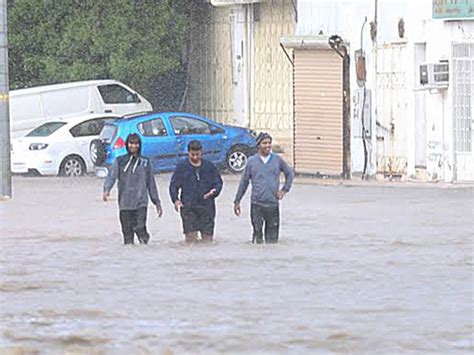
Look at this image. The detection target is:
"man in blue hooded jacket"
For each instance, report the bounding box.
[103,133,163,245]
[169,140,223,243]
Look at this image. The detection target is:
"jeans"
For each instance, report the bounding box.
[250,204,280,244]
[119,207,150,245]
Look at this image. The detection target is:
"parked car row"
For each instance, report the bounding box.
[11,112,258,177]
[11,114,120,176]
[10,80,152,138]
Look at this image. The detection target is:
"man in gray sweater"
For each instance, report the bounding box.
[103,133,163,244]
[234,132,294,244]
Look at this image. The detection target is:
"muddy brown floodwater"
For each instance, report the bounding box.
[0,176,473,354]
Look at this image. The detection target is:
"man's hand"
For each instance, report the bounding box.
[174,200,184,212]
[276,190,286,200]
[156,205,163,218]
[234,203,241,216]
[203,188,217,200]
[103,192,110,202]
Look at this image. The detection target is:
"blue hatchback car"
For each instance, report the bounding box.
[90,112,257,175]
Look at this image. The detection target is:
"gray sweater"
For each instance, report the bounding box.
[104,154,161,211]
[234,153,294,207]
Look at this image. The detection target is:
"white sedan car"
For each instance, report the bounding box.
[11,114,120,177]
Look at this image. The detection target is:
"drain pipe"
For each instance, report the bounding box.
[329,35,351,179]
[360,17,369,180]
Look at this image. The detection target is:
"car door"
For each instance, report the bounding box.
[207,122,227,162]
[137,116,178,172]
[70,117,116,169]
[169,115,224,163]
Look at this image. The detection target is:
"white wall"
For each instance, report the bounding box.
[297,0,433,42]
[297,0,473,181]
[296,0,433,177]
[423,20,474,181]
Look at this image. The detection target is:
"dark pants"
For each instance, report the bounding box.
[251,204,280,244]
[119,207,150,245]
[180,205,216,237]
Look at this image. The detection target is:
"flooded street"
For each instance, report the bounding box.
[1,176,473,354]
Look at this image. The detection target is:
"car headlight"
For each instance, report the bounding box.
[29,143,49,150]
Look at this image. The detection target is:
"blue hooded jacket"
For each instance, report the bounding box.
[169,158,223,209]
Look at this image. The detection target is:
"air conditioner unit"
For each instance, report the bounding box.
[419,62,449,88]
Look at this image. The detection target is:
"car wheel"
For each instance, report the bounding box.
[227,145,249,173]
[60,156,86,177]
[90,139,107,166]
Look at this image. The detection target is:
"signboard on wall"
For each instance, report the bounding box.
[433,0,474,20]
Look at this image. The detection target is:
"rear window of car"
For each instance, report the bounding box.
[99,124,118,143]
[26,122,66,137]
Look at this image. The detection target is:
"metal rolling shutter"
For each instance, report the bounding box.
[293,49,343,175]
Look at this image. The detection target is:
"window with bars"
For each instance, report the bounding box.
[452,43,473,153]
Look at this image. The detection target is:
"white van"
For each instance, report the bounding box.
[10,80,153,138]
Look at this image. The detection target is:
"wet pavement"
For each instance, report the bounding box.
[0,175,473,354]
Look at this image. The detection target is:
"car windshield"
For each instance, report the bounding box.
[99,124,118,143]
[26,122,66,137]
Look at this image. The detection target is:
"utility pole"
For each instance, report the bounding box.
[0,0,11,199]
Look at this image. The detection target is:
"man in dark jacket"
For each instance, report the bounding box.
[234,132,294,244]
[169,140,223,243]
[103,133,163,245]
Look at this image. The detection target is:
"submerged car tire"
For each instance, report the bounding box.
[90,139,107,166]
[227,145,249,173]
[59,155,86,177]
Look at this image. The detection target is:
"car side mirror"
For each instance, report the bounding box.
[210,127,222,135]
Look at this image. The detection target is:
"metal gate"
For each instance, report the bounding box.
[375,43,409,176]
[186,5,234,124]
[452,42,474,181]
[252,1,294,155]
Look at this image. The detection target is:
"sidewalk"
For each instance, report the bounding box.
[222,172,474,189]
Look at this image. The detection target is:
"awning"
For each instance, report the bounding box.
[280,35,349,50]
[210,0,261,6]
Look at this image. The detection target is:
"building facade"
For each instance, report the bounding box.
[187,0,473,182]
[295,0,474,182]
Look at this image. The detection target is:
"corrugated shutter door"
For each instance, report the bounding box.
[294,49,343,175]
